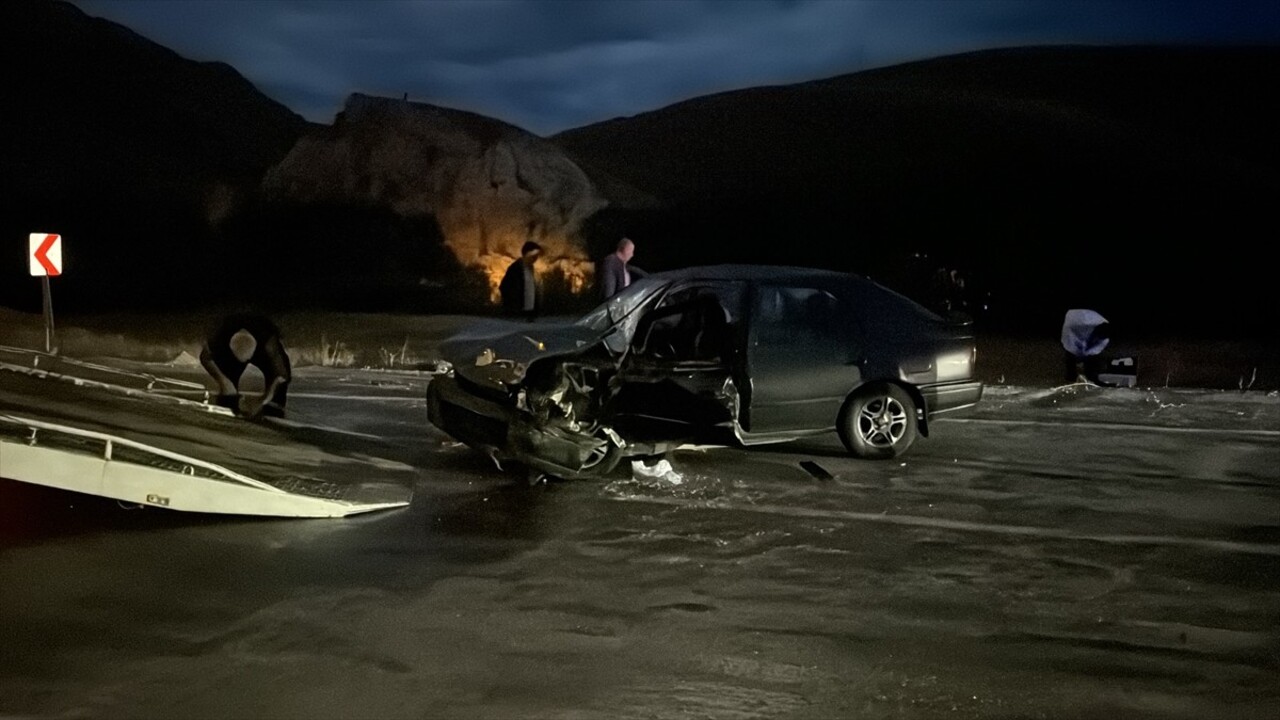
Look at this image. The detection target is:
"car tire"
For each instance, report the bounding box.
[574,427,625,479]
[838,382,918,459]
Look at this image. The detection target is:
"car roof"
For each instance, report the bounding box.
[644,264,946,321]
[648,264,859,284]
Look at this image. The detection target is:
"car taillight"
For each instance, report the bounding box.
[936,347,974,382]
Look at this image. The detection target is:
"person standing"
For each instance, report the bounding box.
[499,241,542,320]
[598,237,648,300]
[199,312,292,418]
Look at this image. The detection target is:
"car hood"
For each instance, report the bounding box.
[441,322,607,388]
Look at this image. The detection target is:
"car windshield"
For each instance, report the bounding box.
[574,276,667,333]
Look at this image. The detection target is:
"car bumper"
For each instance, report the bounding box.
[426,374,514,452]
[427,375,623,478]
[920,380,984,416]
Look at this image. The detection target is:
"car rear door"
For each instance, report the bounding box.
[743,282,860,433]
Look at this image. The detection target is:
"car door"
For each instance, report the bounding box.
[743,281,861,433]
[607,281,746,443]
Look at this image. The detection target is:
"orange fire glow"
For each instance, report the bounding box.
[475,252,595,303]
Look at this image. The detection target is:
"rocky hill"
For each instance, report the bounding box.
[260,93,637,300]
[0,3,643,314]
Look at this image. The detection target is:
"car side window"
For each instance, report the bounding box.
[755,286,840,347]
[635,283,743,361]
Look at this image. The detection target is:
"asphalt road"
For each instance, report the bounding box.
[1,365,1278,719]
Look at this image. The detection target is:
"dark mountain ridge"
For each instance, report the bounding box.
[552,45,1280,337]
[1,0,310,312]
[557,46,1278,198]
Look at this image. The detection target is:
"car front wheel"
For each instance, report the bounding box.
[838,382,918,459]
[576,427,625,478]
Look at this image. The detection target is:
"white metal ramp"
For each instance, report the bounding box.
[0,414,411,518]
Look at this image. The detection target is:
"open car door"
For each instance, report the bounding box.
[605,282,747,446]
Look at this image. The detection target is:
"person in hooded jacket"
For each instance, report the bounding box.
[1061,308,1110,384]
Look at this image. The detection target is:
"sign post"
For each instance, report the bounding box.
[42,275,55,354]
[28,233,63,354]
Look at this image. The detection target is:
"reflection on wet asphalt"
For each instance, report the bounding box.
[1,379,1279,719]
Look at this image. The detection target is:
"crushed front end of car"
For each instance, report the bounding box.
[428,279,675,479]
[426,325,632,480]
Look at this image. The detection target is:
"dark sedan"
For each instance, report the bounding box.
[427,265,983,480]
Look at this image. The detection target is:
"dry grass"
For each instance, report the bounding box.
[2,307,1276,391]
[976,335,1280,392]
[0,308,476,370]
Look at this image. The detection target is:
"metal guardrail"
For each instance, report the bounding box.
[0,344,205,387]
[0,345,233,416]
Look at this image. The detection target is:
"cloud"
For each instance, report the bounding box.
[71,0,1280,135]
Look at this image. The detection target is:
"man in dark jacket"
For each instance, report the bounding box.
[598,237,648,300]
[199,313,291,418]
[499,241,542,320]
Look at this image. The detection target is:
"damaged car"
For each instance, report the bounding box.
[426,265,983,480]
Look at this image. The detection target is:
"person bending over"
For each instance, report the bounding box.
[199,313,291,419]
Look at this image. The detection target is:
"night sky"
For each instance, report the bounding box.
[68,0,1280,136]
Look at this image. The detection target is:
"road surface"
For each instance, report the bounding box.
[1,361,1278,719]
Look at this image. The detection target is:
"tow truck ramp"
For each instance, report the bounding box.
[0,414,412,519]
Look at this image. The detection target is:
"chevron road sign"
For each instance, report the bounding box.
[29,232,63,276]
